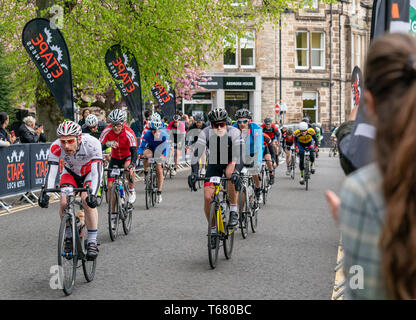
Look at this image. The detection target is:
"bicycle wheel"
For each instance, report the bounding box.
[108,184,121,241]
[239,187,249,239]
[223,201,234,260]
[121,179,132,235]
[57,213,77,296]
[304,158,310,191]
[80,224,96,282]
[145,173,152,210]
[262,171,269,205]
[151,170,157,207]
[208,201,220,269]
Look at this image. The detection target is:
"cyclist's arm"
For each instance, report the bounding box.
[44,141,61,192]
[231,127,245,173]
[312,131,319,146]
[254,127,264,166]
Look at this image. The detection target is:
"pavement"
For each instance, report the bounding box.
[0,151,345,299]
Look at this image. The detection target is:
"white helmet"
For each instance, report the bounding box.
[108,109,127,124]
[150,113,161,122]
[299,122,308,131]
[57,121,82,137]
[150,119,163,130]
[85,114,98,127]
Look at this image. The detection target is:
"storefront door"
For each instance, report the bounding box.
[225,92,249,119]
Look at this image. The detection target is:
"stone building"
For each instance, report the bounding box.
[182,0,372,131]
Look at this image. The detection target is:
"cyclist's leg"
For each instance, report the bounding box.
[203,164,222,224]
[156,163,164,192]
[225,163,239,226]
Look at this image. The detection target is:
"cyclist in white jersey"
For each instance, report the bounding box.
[38,121,103,260]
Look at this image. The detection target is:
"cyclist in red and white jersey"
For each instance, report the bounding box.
[99,109,138,204]
[38,121,103,260]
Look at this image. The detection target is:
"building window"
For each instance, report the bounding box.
[296,31,309,69]
[223,36,238,68]
[302,91,318,123]
[311,32,325,69]
[241,31,255,68]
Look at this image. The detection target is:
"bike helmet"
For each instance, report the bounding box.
[57,121,82,137]
[226,117,233,125]
[150,112,161,122]
[108,109,127,124]
[299,122,308,131]
[208,108,228,123]
[85,114,98,127]
[150,119,163,130]
[173,114,181,121]
[264,117,273,125]
[302,116,310,124]
[194,114,204,122]
[235,108,252,120]
[287,128,293,135]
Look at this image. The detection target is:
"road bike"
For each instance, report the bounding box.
[105,167,133,241]
[41,186,96,296]
[329,139,338,157]
[300,147,313,191]
[163,146,175,179]
[143,157,161,210]
[197,176,235,269]
[289,146,296,180]
[239,166,259,238]
[96,152,110,207]
[259,160,272,206]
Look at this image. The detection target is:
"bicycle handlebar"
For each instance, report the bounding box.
[42,186,92,195]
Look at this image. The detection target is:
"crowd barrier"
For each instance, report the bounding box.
[0,142,191,212]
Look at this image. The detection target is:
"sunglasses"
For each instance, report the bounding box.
[60,138,77,145]
[237,120,249,125]
[111,123,123,128]
[212,122,226,129]
[88,125,98,130]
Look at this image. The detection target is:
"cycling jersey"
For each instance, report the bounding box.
[45,134,103,196]
[191,125,244,175]
[232,122,264,166]
[294,128,318,146]
[284,135,295,147]
[138,129,170,158]
[140,121,167,144]
[99,124,138,165]
[261,123,280,141]
[186,122,208,146]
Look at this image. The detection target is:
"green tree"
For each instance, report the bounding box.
[0,29,17,127]
[0,0,333,125]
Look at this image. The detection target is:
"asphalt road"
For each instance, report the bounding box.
[0,152,344,300]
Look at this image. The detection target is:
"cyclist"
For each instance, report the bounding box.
[188,108,244,245]
[294,121,319,185]
[38,121,103,260]
[139,112,166,145]
[82,114,108,140]
[99,109,138,204]
[261,117,280,165]
[186,113,208,176]
[233,108,265,201]
[167,113,188,176]
[138,117,170,204]
[283,128,296,175]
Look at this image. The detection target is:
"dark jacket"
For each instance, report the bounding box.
[82,121,107,140]
[0,127,11,144]
[18,123,46,143]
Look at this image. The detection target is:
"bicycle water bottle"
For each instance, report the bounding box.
[119,183,124,197]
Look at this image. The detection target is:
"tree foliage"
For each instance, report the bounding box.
[0,0,334,112]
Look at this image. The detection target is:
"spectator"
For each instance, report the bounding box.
[78,108,90,127]
[0,112,16,147]
[327,33,416,299]
[19,116,46,143]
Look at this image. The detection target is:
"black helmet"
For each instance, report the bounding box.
[302,116,310,124]
[235,108,252,120]
[264,117,273,124]
[173,114,181,121]
[194,114,204,122]
[208,108,228,123]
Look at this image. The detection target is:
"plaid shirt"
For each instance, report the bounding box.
[339,163,388,299]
